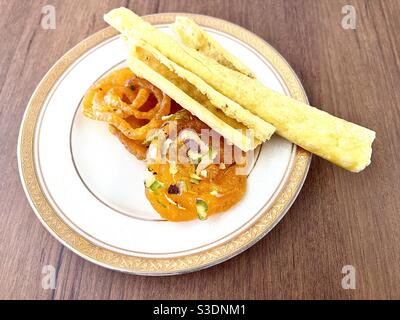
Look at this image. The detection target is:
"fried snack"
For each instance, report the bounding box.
[83,67,171,141]
[109,122,148,160]
[104,8,376,172]
[130,40,274,142]
[102,86,151,119]
[83,68,134,119]
[172,16,255,78]
[127,46,261,152]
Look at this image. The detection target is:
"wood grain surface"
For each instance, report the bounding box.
[0,0,399,300]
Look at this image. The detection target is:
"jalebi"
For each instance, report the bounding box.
[83,68,171,157]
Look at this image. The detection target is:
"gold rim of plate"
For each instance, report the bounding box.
[18,13,312,275]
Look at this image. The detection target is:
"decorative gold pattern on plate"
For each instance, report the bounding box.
[18,14,311,275]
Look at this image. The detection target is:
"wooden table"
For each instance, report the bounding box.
[1,0,399,300]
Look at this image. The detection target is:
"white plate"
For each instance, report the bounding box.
[18,13,311,275]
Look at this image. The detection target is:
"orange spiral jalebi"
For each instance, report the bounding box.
[82,68,171,159]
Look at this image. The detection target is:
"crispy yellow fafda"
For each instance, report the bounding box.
[105,8,376,172]
[172,16,256,78]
